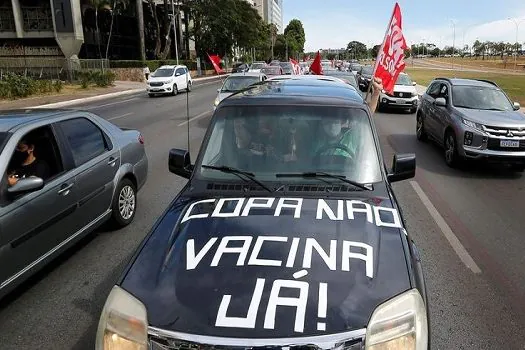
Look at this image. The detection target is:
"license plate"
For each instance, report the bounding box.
[396,99,406,104]
[151,89,160,92]
[500,140,520,148]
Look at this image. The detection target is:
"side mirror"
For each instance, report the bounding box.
[387,153,416,183]
[169,148,192,178]
[217,88,221,93]
[7,176,44,194]
[513,102,521,111]
[434,97,447,107]
[412,81,417,86]
[175,72,181,76]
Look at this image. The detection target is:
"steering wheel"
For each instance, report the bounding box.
[315,143,354,159]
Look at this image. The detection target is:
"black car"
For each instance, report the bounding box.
[358,65,374,91]
[96,78,429,350]
[323,70,359,91]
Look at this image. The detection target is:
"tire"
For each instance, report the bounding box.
[444,130,460,167]
[409,107,417,114]
[187,81,192,92]
[172,84,178,96]
[416,113,427,141]
[109,178,137,228]
[148,93,154,97]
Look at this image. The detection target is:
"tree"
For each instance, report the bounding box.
[369,44,381,59]
[87,0,111,59]
[283,19,306,58]
[273,34,287,59]
[105,0,129,59]
[347,41,367,59]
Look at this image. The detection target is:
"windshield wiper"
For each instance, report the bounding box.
[483,108,506,111]
[275,172,373,191]
[201,165,272,192]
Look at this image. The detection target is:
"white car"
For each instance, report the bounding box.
[147,65,193,97]
[214,72,267,109]
[378,72,419,113]
[248,61,267,73]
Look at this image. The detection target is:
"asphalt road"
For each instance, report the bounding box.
[0,81,524,349]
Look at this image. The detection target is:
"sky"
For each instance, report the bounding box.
[282,0,525,52]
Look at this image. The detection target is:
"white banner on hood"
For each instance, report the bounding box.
[181,197,402,229]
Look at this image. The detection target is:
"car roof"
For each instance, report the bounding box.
[228,72,265,77]
[0,109,71,132]
[435,78,498,88]
[218,78,364,108]
[157,65,187,69]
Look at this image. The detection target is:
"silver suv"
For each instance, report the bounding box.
[417,78,525,170]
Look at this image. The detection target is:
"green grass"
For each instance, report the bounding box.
[405,67,525,106]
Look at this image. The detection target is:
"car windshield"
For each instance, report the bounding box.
[221,76,260,92]
[251,63,265,69]
[452,86,513,111]
[361,66,373,75]
[351,64,362,70]
[198,105,382,184]
[0,132,9,153]
[261,67,281,75]
[324,72,358,87]
[396,74,413,86]
[151,68,174,77]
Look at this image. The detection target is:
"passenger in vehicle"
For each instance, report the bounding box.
[7,135,50,187]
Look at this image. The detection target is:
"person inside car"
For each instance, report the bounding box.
[7,135,50,187]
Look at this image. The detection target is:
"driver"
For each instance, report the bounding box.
[312,110,359,159]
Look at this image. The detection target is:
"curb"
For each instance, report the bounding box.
[29,74,228,109]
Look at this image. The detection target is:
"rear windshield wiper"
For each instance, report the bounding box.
[275,172,373,191]
[201,165,272,192]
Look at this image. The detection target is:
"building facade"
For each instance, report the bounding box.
[254,0,283,34]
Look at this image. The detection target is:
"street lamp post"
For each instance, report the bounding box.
[507,18,524,71]
[170,0,180,65]
[450,20,456,71]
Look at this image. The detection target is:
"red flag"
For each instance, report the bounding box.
[289,58,301,75]
[207,53,224,74]
[373,2,407,94]
[310,51,323,75]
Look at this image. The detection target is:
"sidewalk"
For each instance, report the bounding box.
[415,84,525,113]
[0,74,226,110]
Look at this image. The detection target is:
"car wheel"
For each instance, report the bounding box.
[148,93,154,98]
[172,84,178,96]
[444,131,460,167]
[416,113,427,141]
[187,81,192,92]
[409,107,417,114]
[110,178,137,228]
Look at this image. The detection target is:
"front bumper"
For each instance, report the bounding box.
[457,127,525,163]
[379,94,419,109]
[358,78,371,90]
[147,83,175,94]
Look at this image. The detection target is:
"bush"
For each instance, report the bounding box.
[0,73,63,99]
[77,70,115,88]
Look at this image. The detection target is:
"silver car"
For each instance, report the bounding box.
[417,78,525,170]
[0,109,148,299]
[214,72,267,108]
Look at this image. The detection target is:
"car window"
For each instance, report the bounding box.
[221,76,261,92]
[0,132,10,153]
[427,82,441,98]
[198,105,382,184]
[175,68,185,76]
[396,74,413,86]
[439,84,449,100]
[152,68,174,77]
[59,118,110,166]
[452,86,514,111]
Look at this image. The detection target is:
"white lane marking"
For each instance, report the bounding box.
[108,112,133,121]
[87,97,138,109]
[178,110,212,126]
[410,180,481,274]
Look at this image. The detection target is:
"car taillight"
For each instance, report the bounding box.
[138,134,144,144]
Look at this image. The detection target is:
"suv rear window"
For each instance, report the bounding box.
[0,132,10,153]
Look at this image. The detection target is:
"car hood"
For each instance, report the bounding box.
[120,195,411,338]
[458,108,525,127]
[217,92,234,102]
[148,76,173,83]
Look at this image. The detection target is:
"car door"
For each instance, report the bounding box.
[175,67,187,90]
[55,116,120,230]
[433,83,452,143]
[422,82,442,139]
[0,124,79,288]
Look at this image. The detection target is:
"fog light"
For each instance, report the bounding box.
[382,98,387,103]
[464,131,473,145]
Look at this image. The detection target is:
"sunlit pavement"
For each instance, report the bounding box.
[0,83,524,349]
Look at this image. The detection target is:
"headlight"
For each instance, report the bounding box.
[365,289,427,350]
[163,80,172,85]
[462,118,482,130]
[95,286,148,350]
[214,97,220,106]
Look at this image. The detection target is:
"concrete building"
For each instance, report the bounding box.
[0,0,84,58]
[254,0,283,34]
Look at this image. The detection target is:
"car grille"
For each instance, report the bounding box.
[390,91,412,98]
[150,82,163,87]
[482,125,525,137]
[487,138,525,151]
[148,327,366,350]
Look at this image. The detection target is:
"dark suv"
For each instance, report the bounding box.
[417,78,525,170]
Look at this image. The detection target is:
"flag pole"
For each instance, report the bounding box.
[364,3,398,103]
